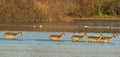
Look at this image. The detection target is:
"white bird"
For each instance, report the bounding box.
[39,25,42,28]
[107,26,110,29]
[84,25,88,28]
[33,25,36,28]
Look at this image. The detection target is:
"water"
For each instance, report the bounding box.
[0,31,120,57]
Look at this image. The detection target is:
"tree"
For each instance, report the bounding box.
[95,0,114,16]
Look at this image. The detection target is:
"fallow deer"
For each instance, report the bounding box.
[71,33,87,42]
[88,33,103,42]
[49,32,65,41]
[100,34,116,43]
[4,32,22,40]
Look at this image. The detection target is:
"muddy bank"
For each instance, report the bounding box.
[0,20,120,33]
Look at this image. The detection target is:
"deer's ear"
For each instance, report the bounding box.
[113,34,116,38]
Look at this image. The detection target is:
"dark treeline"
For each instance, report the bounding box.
[0,0,120,22]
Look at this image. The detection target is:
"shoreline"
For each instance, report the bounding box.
[0,24,120,33]
[0,20,120,33]
[64,18,120,21]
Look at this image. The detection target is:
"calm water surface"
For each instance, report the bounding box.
[0,31,120,57]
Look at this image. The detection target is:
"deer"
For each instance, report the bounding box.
[71,32,87,42]
[88,33,103,42]
[4,32,22,40]
[49,32,65,41]
[99,34,116,43]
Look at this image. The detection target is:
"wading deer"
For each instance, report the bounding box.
[88,33,103,42]
[71,33,87,42]
[4,32,22,40]
[49,32,65,41]
[100,34,116,43]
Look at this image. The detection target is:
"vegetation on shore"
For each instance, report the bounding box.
[0,0,120,22]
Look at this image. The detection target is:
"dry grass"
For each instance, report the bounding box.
[0,0,120,23]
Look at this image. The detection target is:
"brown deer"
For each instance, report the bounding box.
[4,32,22,40]
[71,33,87,42]
[49,33,65,41]
[88,33,103,42]
[100,34,116,43]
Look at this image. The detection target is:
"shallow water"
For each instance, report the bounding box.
[0,31,120,57]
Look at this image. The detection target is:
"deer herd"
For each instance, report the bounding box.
[3,31,117,43]
[49,32,117,43]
